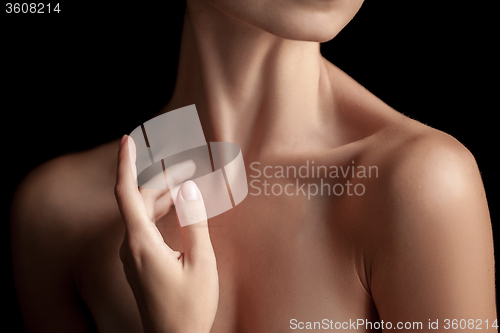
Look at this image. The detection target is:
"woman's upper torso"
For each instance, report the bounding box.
[12,59,492,333]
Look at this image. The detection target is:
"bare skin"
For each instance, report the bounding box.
[11,0,496,332]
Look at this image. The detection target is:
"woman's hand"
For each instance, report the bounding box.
[114,135,219,333]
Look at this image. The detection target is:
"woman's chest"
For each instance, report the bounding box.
[78,192,378,332]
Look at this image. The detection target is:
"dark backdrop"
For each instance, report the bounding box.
[2,2,497,331]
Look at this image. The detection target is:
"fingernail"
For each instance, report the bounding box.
[120,135,128,148]
[180,180,200,201]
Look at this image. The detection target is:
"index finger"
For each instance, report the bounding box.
[115,135,151,232]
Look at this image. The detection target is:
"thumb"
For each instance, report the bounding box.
[175,181,214,265]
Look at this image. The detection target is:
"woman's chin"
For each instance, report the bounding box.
[253,9,358,43]
[205,0,363,43]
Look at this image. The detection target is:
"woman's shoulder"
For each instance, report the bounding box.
[322,57,479,188]
[346,91,486,254]
[11,139,122,238]
[326,71,490,289]
[322,58,485,231]
[380,119,480,199]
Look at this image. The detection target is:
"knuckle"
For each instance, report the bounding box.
[114,183,125,199]
[127,237,143,257]
[119,242,128,263]
[121,234,145,264]
[179,207,207,227]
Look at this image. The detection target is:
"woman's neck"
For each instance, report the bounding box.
[163,2,335,153]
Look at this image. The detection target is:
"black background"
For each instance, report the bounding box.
[2,1,497,331]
